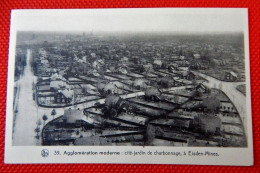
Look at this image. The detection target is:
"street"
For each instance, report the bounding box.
[193,71,248,134]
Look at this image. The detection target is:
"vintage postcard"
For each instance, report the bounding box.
[5,8,253,165]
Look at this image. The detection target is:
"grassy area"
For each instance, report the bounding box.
[236,84,246,96]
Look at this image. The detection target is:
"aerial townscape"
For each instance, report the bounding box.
[12,32,247,147]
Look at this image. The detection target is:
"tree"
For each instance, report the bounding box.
[42,114,48,126]
[36,118,42,126]
[34,126,41,139]
[51,109,57,121]
[192,79,197,87]
[155,127,164,136]
[202,96,220,112]
[145,124,156,145]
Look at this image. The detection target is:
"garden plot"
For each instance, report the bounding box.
[76,95,101,102]
[151,118,191,128]
[116,112,148,125]
[217,113,242,125]
[167,89,195,98]
[85,108,103,115]
[127,72,145,78]
[153,70,171,77]
[140,72,158,78]
[104,75,119,81]
[129,97,175,111]
[222,124,244,136]
[175,79,193,85]
[37,91,55,97]
[127,102,166,117]
[161,93,182,104]
[151,138,176,146]
[101,130,141,136]
[83,110,139,128]
[71,84,83,89]
[188,139,219,147]
[168,110,198,119]
[79,76,101,83]
[224,134,247,143]
[180,100,201,109]
[111,81,134,92]
[157,69,176,76]
[106,73,132,80]
[104,134,144,143]
[211,89,230,102]
[68,77,84,82]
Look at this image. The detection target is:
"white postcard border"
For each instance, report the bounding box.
[4,8,254,165]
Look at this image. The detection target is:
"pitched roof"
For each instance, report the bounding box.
[230,71,238,78]
[60,89,74,98]
[50,80,67,89]
[133,79,148,86]
[145,87,161,96]
[153,60,162,66]
[50,73,66,81]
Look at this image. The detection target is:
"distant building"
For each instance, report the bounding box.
[177,60,190,67]
[120,57,129,64]
[141,63,153,73]
[45,68,57,76]
[224,71,238,81]
[50,73,66,81]
[168,63,179,72]
[92,59,104,69]
[193,53,201,59]
[196,84,209,93]
[49,73,68,91]
[98,82,120,96]
[37,85,51,92]
[117,64,128,74]
[189,62,207,70]
[220,101,237,113]
[139,58,147,65]
[92,69,100,77]
[90,53,96,58]
[50,80,67,91]
[40,59,49,65]
[179,71,196,80]
[153,60,162,68]
[54,89,74,103]
[180,56,185,60]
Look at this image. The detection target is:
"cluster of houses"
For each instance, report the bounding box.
[33,34,245,147]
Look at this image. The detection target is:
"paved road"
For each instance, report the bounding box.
[12,49,40,145]
[12,50,66,146]
[192,71,248,134]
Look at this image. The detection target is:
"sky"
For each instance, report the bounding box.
[11,8,248,33]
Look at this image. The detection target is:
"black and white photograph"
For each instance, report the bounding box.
[5,8,253,165]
